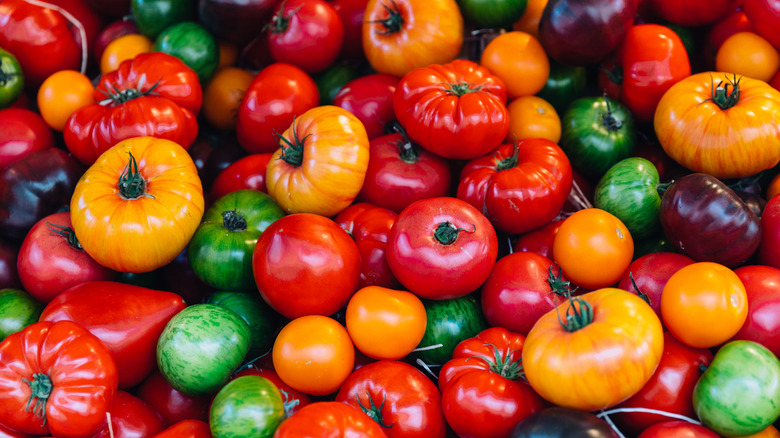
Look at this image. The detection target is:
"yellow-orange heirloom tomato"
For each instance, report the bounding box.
[70,137,204,273]
[362,0,463,78]
[505,95,561,144]
[345,286,427,360]
[523,288,664,411]
[265,105,369,217]
[655,71,780,179]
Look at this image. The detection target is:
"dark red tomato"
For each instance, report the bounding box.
[704,10,754,69]
[232,367,311,415]
[357,132,452,214]
[609,332,713,436]
[329,0,368,60]
[0,240,21,290]
[510,220,563,260]
[637,420,720,438]
[757,195,780,269]
[335,360,446,438]
[0,108,55,169]
[480,251,570,336]
[88,391,166,438]
[93,18,138,62]
[770,70,780,92]
[0,422,34,438]
[617,252,695,321]
[236,62,319,154]
[150,419,211,438]
[208,153,273,203]
[333,73,399,140]
[266,0,344,73]
[648,0,739,26]
[135,370,211,425]
[742,0,780,50]
[386,197,499,300]
[17,212,116,304]
[731,265,780,358]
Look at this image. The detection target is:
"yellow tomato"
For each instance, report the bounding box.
[100,34,153,75]
[202,67,254,131]
[716,32,780,83]
[37,70,94,132]
[513,0,548,38]
[481,31,549,99]
[506,95,561,143]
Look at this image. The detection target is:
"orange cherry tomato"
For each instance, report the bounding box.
[37,70,94,131]
[100,34,153,75]
[345,286,427,360]
[202,67,254,131]
[716,32,780,83]
[661,262,748,349]
[505,95,561,143]
[552,208,634,290]
[513,0,548,38]
[481,31,550,99]
[272,315,355,396]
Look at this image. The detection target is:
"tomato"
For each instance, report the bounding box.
[0,288,41,341]
[272,315,355,396]
[0,108,55,170]
[135,370,210,426]
[394,59,509,160]
[505,96,561,144]
[0,320,118,437]
[336,360,446,438]
[36,70,93,132]
[414,294,489,366]
[457,139,573,235]
[661,262,747,348]
[236,63,319,154]
[94,18,139,64]
[88,391,166,438]
[0,48,23,109]
[362,0,463,77]
[209,375,285,438]
[100,33,153,75]
[616,252,695,321]
[266,0,343,74]
[481,31,549,99]
[273,401,388,437]
[552,208,634,290]
[386,197,498,300]
[202,66,254,131]
[717,32,780,83]
[523,288,664,411]
[742,0,780,50]
[204,291,283,359]
[654,72,780,179]
[152,420,212,438]
[510,219,563,260]
[511,407,618,438]
[512,0,547,38]
[209,154,273,202]
[153,22,219,84]
[727,265,780,358]
[132,0,194,38]
[253,213,360,319]
[649,0,738,26]
[232,368,311,416]
[333,73,399,140]
[70,137,205,273]
[328,0,368,60]
[637,421,720,438]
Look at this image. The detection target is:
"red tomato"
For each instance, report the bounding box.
[648,0,739,26]
[510,219,563,260]
[731,265,780,358]
[208,153,273,203]
[151,419,211,438]
[743,0,780,50]
[616,252,696,322]
[386,197,498,300]
[328,0,368,60]
[87,391,166,438]
[336,360,447,438]
[637,420,720,438]
[232,367,311,415]
[93,18,138,63]
[0,108,54,169]
[333,73,399,140]
[273,401,388,437]
[135,371,210,425]
[236,63,319,154]
[335,203,400,289]
[266,0,343,73]
[759,192,780,269]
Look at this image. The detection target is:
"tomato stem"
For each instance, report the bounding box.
[45,222,83,251]
[390,123,419,164]
[279,389,300,419]
[546,265,571,298]
[495,143,520,171]
[0,68,19,87]
[628,272,651,306]
[369,0,404,35]
[22,373,52,426]
[268,1,303,34]
[555,296,593,332]
[601,95,623,131]
[275,119,310,168]
[433,221,476,246]
[99,77,161,106]
[703,74,741,110]
[221,210,247,232]
[117,152,147,200]
[486,345,525,381]
[443,81,483,97]
[356,391,394,428]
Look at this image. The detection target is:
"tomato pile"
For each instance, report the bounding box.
[1,0,780,436]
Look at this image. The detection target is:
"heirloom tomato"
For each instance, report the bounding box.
[333,73,399,140]
[209,375,285,438]
[394,59,508,160]
[511,407,618,438]
[0,108,54,169]
[36,70,93,132]
[617,252,695,321]
[233,367,311,416]
[362,0,463,77]
[523,288,664,411]
[335,203,400,289]
[205,290,282,358]
[70,137,205,273]
[274,402,387,437]
[153,22,219,84]
[732,265,780,358]
[594,157,661,240]
[0,321,118,437]
[536,61,587,114]
[511,219,563,260]
[716,32,780,83]
[136,371,210,425]
[457,139,572,235]
[481,31,549,99]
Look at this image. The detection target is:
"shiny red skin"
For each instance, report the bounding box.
[704,10,754,68]
[151,420,212,438]
[267,0,344,73]
[0,108,54,169]
[357,133,452,214]
[457,140,573,235]
[329,0,368,60]
[93,18,139,65]
[335,360,446,438]
[637,421,720,438]
[232,367,311,415]
[334,73,399,140]
[610,333,713,436]
[273,401,388,437]
[480,252,569,336]
[88,391,166,438]
[39,281,187,389]
[0,423,34,438]
[649,0,738,26]
[253,213,361,319]
[208,153,273,203]
[236,62,319,154]
[617,252,695,322]
[393,59,509,160]
[510,220,563,260]
[17,212,116,304]
[386,197,499,300]
[742,0,780,49]
[135,371,211,425]
[730,265,780,358]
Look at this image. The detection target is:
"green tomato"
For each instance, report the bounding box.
[313,62,358,106]
[131,0,195,39]
[0,49,23,109]
[210,375,285,438]
[693,340,780,436]
[154,22,219,84]
[536,60,587,114]
[157,304,250,396]
[595,157,661,239]
[0,289,42,341]
[413,294,488,367]
[456,0,527,29]
[204,291,282,359]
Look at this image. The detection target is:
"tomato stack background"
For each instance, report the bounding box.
[1,0,780,437]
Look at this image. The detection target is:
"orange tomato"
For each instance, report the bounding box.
[272,315,355,396]
[767,173,780,201]
[513,0,548,38]
[100,34,153,75]
[481,31,549,99]
[37,70,94,132]
[202,67,254,131]
[345,286,427,360]
[552,208,634,290]
[506,95,561,143]
[217,40,238,69]
[735,425,780,438]
[716,32,780,83]
[661,262,748,349]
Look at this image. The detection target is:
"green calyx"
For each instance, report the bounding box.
[485,345,524,381]
[704,74,742,110]
[221,210,247,232]
[433,221,476,246]
[444,81,483,97]
[546,266,571,298]
[99,77,161,106]
[370,0,404,35]
[45,222,83,251]
[275,120,309,168]
[23,373,52,425]
[268,2,303,34]
[556,296,594,332]
[495,143,520,171]
[117,152,147,200]
[601,95,623,131]
[356,391,394,428]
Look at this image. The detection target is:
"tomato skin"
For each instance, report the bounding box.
[705,11,755,68]
[151,419,212,438]
[232,368,311,416]
[0,48,23,109]
[386,197,499,300]
[202,66,254,131]
[511,219,563,260]
[743,0,780,50]
[616,252,695,321]
[716,32,780,83]
[135,370,210,425]
[394,59,509,160]
[637,421,720,438]
[273,401,388,437]
[480,31,550,99]
[731,265,780,358]
[208,153,273,202]
[649,0,738,26]
[333,73,399,140]
[0,108,55,170]
[759,194,780,269]
[87,391,166,438]
[37,70,94,131]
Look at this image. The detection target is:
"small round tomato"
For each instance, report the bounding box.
[100,34,153,75]
[208,153,273,202]
[333,73,399,140]
[637,420,720,438]
[202,66,254,131]
[272,315,355,396]
[552,208,634,290]
[481,31,549,99]
[661,262,748,348]
[730,265,780,358]
[616,252,696,321]
[0,108,54,169]
[716,32,780,83]
[506,95,561,143]
[345,286,426,360]
[37,70,94,132]
[0,47,23,109]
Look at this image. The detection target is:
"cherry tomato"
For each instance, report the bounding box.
[100,34,153,75]
[37,70,94,132]
[506,95,561,144]
[0,108,54,169]
[481,31,549,99]
[202,66,254,131]
[716,31,780,83]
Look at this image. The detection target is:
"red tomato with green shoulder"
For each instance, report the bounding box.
[232,367,311,416]
[333,73,399,139]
